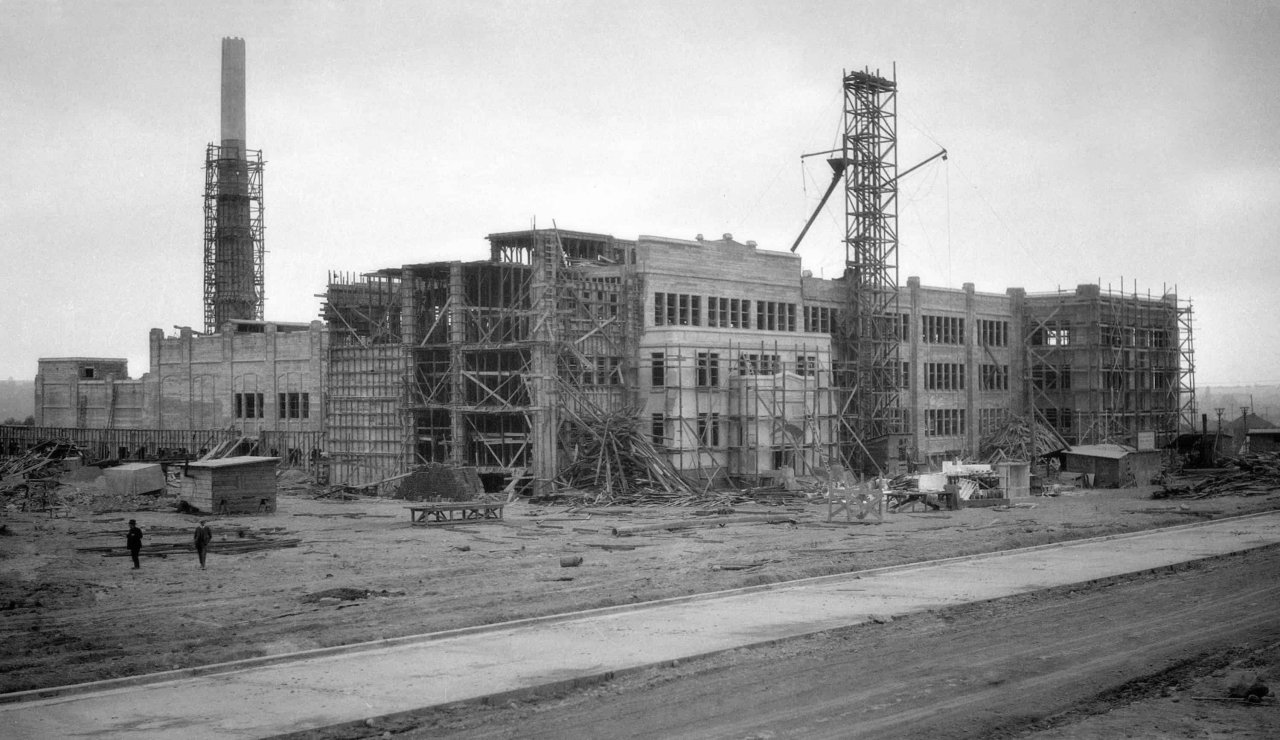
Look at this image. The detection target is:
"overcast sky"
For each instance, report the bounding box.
[2,0,1278,389]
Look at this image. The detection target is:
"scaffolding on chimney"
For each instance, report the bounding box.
[203,144,264,333]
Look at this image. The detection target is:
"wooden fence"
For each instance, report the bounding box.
[0,425,326,473]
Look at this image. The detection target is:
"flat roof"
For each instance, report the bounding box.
[1064,444,1148,460]
[187,456,280,469]
[38,357,128,363]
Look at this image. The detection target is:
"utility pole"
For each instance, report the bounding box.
[1214,407,1225,462]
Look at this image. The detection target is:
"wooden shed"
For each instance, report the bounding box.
[179,456,278,514]
[1246,429,1280,454]
[1061,444,1162,488]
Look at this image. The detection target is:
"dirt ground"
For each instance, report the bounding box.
[386,545,1280,740]
[2,477,1278,732]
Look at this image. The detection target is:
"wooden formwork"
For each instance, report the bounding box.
[324,271,410,486]
[325,230,640,492]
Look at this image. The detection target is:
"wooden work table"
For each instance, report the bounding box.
[406,501,504,526]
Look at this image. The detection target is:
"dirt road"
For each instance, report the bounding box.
[396,546,1280,740]
[3,483,1278,738]
[10,484,1265,695]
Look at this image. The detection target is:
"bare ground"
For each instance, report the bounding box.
[2,481,1278,734]
[379,546,1280,740]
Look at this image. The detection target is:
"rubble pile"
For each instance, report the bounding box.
[978,416,1066,462]
[0,439,86,489]
[554,407,695,505]
[59,481,171,514]
[1154,451,1280,500]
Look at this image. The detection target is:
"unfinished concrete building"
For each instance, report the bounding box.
[7,58,1197,493]
[318,225,1194,491]
[1021,284,1194,449]
[323,230,639,487]
[31,321,326,461]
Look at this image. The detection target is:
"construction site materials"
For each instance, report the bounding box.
[1154,452,1280,500]
[610,514,798,537]
[407,501,504,526]
[79,538,300,558]
[102,463,166,497]
[827,487,884,523]
[556,407,694,505]
[979,416,1066,462]
[397,465,486,502]
[0,439,85,490]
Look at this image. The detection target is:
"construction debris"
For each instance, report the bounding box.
[554,407,694,504]
[979,416,1067,462]
[610,514,799,537]
[76,525,300,557]
[1154,452,1280,500]
[0,438,87,491]
[79,537,300,557]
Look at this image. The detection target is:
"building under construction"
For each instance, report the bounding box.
[319,227,1194,491]
[8,55,1197,493]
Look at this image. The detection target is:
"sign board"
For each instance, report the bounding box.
[1137,431,1156,451]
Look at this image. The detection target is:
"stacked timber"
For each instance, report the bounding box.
[979,417,1066,462]
[178,456,279,514]
[0,438,85,490]
[555,407,695,505]
[1154,451,1280,500]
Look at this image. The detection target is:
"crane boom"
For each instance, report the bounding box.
[789,147,947,253]
[789,157,850,253]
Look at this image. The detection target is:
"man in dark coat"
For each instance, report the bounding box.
[193,520,213,570]
[126,520,143,569]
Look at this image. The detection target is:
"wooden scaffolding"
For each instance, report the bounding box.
[322,229,638,490]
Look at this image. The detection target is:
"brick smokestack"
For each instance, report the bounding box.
[208,36,259,331]
[221,37,246,157]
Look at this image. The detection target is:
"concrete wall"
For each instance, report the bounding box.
[630,235,1034,476]
[147,322,327,433]
[636,235,836,480]
[34,358,130,427]
[903,278,1020,464]
[36,322,326,434]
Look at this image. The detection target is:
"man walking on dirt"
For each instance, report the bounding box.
[126,520,143,569]
[193,520,213,570]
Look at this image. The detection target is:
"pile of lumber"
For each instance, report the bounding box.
[1154,452,1280,500]
[979,416,1066,462]
[0,438,85,491]
[77,525,300,557]
[554,407,695,505]
[575,486,807,509]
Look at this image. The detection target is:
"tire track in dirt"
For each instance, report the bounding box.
[401,548,1280,740]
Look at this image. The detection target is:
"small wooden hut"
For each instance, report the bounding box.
[1061,444,1162,488]
[179,456,278,514]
